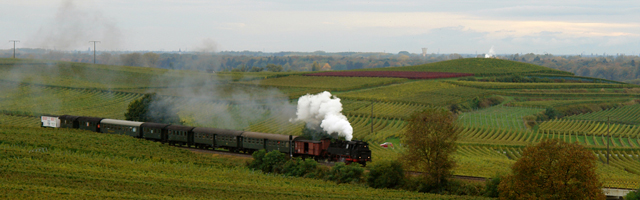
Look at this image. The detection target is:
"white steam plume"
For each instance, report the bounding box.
[292,91,353,141]
[485,46,495,58]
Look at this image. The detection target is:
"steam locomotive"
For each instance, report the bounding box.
[41,115,372,166]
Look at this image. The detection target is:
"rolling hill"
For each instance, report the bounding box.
[1,57,639,192]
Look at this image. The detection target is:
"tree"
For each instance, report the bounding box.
[125,93,180,124]
[311,61,320,71]
[400,107,459,192]
[120,53,143,67]
[265,64,283,72]
[498,139,605,200]
[321,63,331,71]
[142,52,159,67]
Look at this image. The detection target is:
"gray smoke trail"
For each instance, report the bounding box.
[25,0,122,50]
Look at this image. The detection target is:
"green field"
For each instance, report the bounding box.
[238,75,408,91]
[2,125,477,199]
[0,83,142,119]
[1,57,640,193]
[457,106,544,131]
[355,58,572,76]
[449,80,637,89]
[566,104,640,124]
[339,81,491,106]
[507,98,634,108]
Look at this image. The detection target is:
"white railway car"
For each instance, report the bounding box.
[40,115,61,128]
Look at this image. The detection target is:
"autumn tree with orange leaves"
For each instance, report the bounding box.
[498,139,605,200]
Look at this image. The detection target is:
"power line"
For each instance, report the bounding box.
[9,40,19,58]
[89,41,100,64]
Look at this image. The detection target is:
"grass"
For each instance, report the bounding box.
[457,106,544,131]
[2,57,640,191]
[355,58,572,76]
[449,80,636,89]
[1,125,486,200]
[566,104,640,124]
[0,83,142,119]
[342,100,429,119]
[339,80,491,106]
[238,75,408,91]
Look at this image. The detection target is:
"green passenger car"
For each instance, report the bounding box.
[241,132,292,153]
[193,127,242,149]
[59,115,80,129]
[77,117,103,132]
[166,125,194,146]
[100,119,144,137]
[141,122,169,142]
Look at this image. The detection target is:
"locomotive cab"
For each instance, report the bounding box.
[327,140,372,166]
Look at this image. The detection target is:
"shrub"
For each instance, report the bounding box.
[305,165,329,179]
[282,157,318,177]
[367,160,405,189]
[626,187,640,200]
[248,149,266,170]
[484,175,501,198]
[401,176,423,192]
[249,149,288,173]
[325,163,364,184]
[442,180,483,196]
[544,107,562,119]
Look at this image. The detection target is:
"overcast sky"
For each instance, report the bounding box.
[1,0,639,54]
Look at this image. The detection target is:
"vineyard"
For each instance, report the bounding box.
[342,100,430,119]
[356,58,572,76]
[238,75,407,91]
[0,83,142,119]
[306,71,474,79]
[507,98,634,108]
[457,106,544,131]
[339,81,491,106]
[1,57,640,192]
[449,80,637,89]
[1,125,464,199]
[566,104,640,124]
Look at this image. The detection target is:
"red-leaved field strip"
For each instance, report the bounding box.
[305,71,474,79]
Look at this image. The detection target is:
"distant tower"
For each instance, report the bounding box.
[421,48,428,57]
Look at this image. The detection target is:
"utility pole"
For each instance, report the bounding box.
[370,101,374,134]
[607,116,610,165]
[9,40,19,58]
[89,41,100,64]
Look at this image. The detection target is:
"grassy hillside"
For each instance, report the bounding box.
[2,125,477,199]
[1,57,640,190]
[355,58,573,76]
